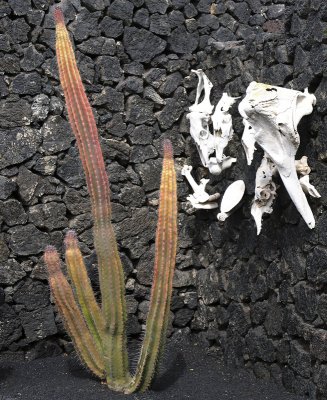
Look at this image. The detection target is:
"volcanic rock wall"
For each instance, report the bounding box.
[0,0,327,398]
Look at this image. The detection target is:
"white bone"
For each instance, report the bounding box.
[254,154,277,198]
[241,119,256,165]
[299,175,321,198]
[211,93,239,163]
[207,156,237,175]
[187,194,219,209]
[181,164,220,209]
[188,71,237,176]
[186,111,215,168]
[181,165,210,203]
[251,154,277,234]
[239,81,316,230]
[217,180,245,221]
[251,192,275,235]
[189,69,214,114]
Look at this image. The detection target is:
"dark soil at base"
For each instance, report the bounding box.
[0,339,306,400]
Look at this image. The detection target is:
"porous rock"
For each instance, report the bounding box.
[9,224,49,256]
[123,27,166,62]
[0,127,41,169]
[0,304,22,350]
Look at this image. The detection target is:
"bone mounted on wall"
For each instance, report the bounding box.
[183,70,320,234]
[186,69,238,176]
[183,69,239,210]
[239,81,319,234]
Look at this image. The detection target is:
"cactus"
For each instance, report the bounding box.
[44,7,177,393]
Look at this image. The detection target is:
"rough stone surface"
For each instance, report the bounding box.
[20,306,57,343]
[0,260,26,285]
[9,224,49,256]
[11,72,42,96]
[13,279,49,311]
[100,16,123,38]
[169,26,199,54]
[0,199,27,226]
[28,202,68,231]
[0,176,16,200]
[126,95,155,125]
[0,304,22,350]
[0,3,326,399]
[41,116,74,154]
[0,127,41,169]
[123,27,166,62]
[96,55,123,82]
[108,0,134,20]
[92,87,124,111]
[0,99,31,128]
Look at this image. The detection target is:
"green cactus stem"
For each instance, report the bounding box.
[64,230,105,353]
[44,246,105,378]
[125,140,177,393]
[44,6,178,394]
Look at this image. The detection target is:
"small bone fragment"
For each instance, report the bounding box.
[241,120,256,165]
[212,93,239,163]
[295,156,311,176]
[299,175,321,198]
[187,111,215,168]
[187,194,220,209]
[207,156,237,175]
[182,164,220,209]
[189,69,214,114]
[209,40,244,51]
[251,155,277,235]
[217,180,245,221]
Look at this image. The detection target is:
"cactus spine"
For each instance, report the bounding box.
[44,7,178,393]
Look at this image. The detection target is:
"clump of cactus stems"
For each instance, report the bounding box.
[44,7,178,394]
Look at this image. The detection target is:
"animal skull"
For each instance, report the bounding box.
[239,81,317,231]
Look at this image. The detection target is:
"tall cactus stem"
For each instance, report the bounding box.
[125,140,178,393]
[54,8,129,388]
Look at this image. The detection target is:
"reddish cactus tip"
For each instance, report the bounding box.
[64,230,78,248]
[45,245,57,254]
[44,246,61,274]
[54,6,64,24]
[163,139,173,159]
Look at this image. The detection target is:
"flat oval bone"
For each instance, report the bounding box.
[218,180,245,221]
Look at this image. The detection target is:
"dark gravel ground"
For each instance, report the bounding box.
[0,339,306,400]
